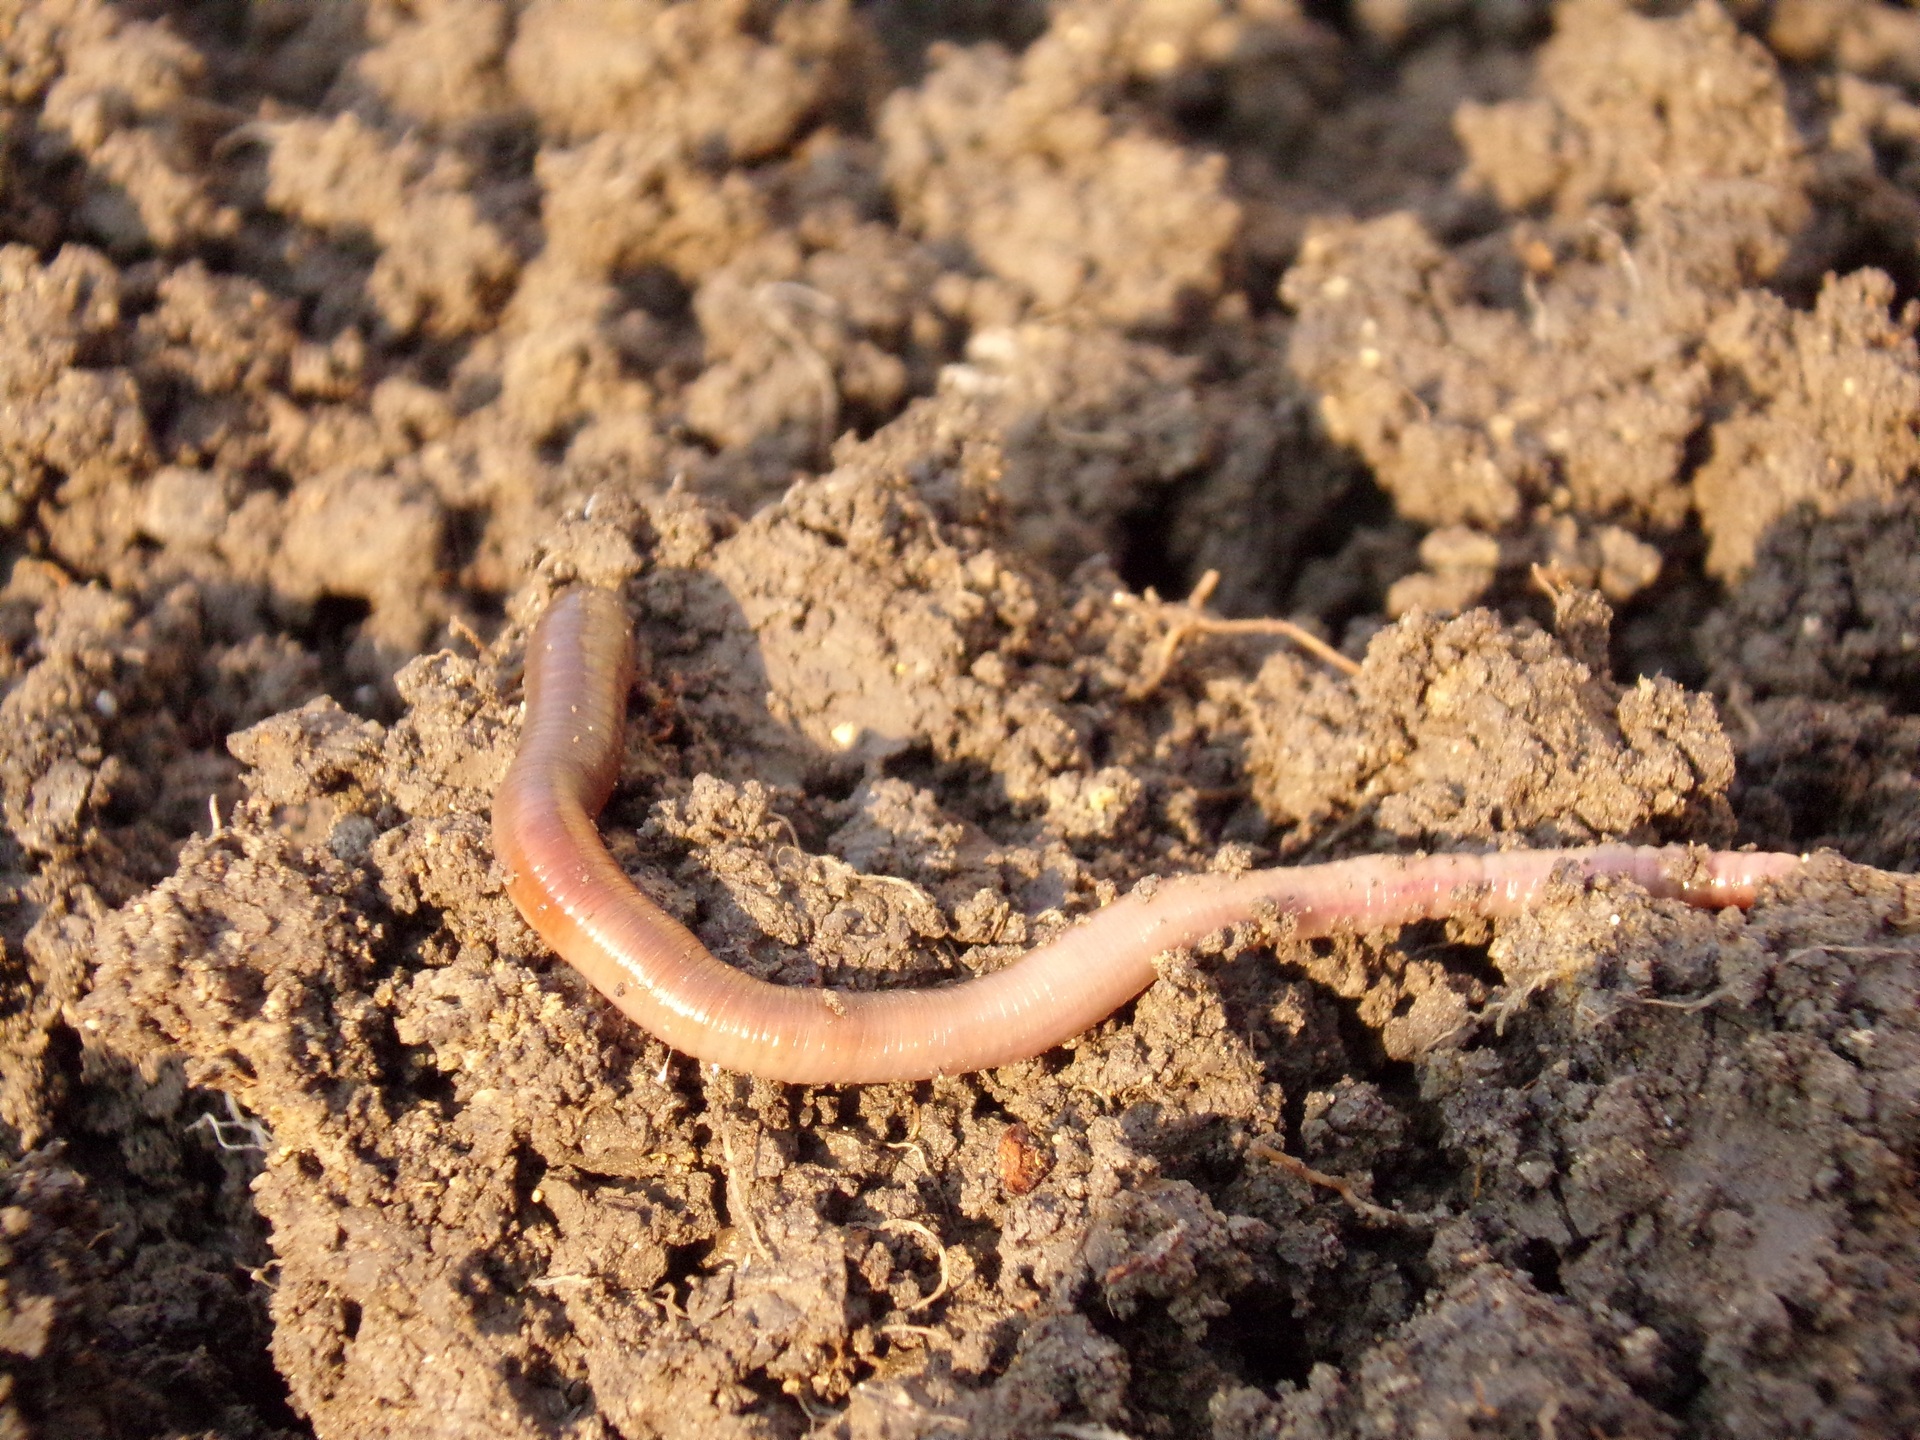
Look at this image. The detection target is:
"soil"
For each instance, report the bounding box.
[3,1,1920,1437]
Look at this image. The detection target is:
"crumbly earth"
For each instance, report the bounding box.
[3,2,1920,1438]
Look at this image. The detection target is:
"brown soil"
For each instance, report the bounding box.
[4,1,1920,1437]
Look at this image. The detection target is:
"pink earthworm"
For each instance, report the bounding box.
[491,586,1805,1085]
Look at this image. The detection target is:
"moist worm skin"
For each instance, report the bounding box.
[492,585,1806,1085]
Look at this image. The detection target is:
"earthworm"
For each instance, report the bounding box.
[492,585,1804,1085]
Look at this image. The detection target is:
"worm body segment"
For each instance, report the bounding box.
[492,586,1804,1084]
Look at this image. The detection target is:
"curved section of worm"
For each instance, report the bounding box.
[492,585,1804,1084]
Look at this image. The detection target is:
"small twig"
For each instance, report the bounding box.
[881,1109,930,1176]
[790,1388,833,1425]
[883,1139,932,1176]
[1100,1222,1187,1298]
[527,1273,593,1292]
[1047,416,1135,453]
[862,871,935,903]
[1121,569,1359,699]
[719,1124,773,1265]
[1528,562,1566,602]
[879,1218,952,1313]
[1585,215,1641,296]
[1160,615,1360,682]
[651,1281,687,1319]
[768,809,803,853]
[211,118,278,160]
[1522,272,1552,343]
[1632,986,1735,1013]
[447,613,486,655]
[186,1093,272,1153]
[1250,1136,1443,1229]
